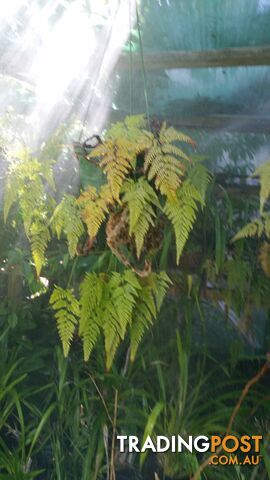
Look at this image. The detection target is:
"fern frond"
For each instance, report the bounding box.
[187,161,212,203]
[50,286,80,357]
[159,123,195,147]
[164,182,203,264]
[79,270,141,368]
[254,160,270,213]
[77,184,113,238]
[107,115,152,153]
[144,124,192,199]
[79,273,104,361]
[51,195,84,257]
[129,272,171,361]
[88,139,138,200]
[232,218,264,242]
[4,158,44,229]
[29,219,50,276]
[122,178,160,257]
[259,242,270,277]
[130,287,155,362]
[150,271,172,311]
[123,114,147,130]
[103,271,140,369]
[51,268,170,368]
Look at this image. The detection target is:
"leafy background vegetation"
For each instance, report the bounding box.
[0,110,270,480]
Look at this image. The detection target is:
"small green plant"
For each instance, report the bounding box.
[233,159,270,277]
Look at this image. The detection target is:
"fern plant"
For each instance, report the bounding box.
[233,159,270,276]
[3,115,210,370]
[4,148,55,275]
[232,160,270,243]
[3,115,210,273]
[77,115,211,268]
[50,270,171,369]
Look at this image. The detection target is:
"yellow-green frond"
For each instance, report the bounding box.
[79,270,141,367]
[129,272,171,361]
[144,123,192,198]
[79,273,104,361]
[122,178,160,257]
[51,195,84,257]
[77,185,112,238]
[159,123,195,147]
[50,286,80,357]
[29,219,50,276]
[164,182,203,264]
[88,138,137,200]
[187,161,212,203]
[106,115,152,153]
[254,160,270,213]
[232,218,264,242]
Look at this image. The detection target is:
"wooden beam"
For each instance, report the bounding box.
[118,45,270,70]
[163,115,270,133]
[110,110,270,133]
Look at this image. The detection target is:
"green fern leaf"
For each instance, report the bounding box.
[164,182,203,264]
[51,195,84,257]
[159,124,195,147]
[130,272,171,361]
[144,123,192,198]
[254,161,270,213]
[107,115,152,153]
[122,178,160,257]
[232,218,264,242]
[29,219,50,276]
[103,271,140,369]
[79,273,104,361]
[79,270,140,368]
[187,161,212,203]
[77,184,113,238]
[50,286,80,357]
[88,139,138,200]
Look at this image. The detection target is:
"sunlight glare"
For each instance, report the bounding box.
[32,2,95,109]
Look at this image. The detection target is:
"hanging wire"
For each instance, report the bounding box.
[135,0,151,130]
[129,0,134,116]
[68,5,119,288]
[78,5,118,142]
